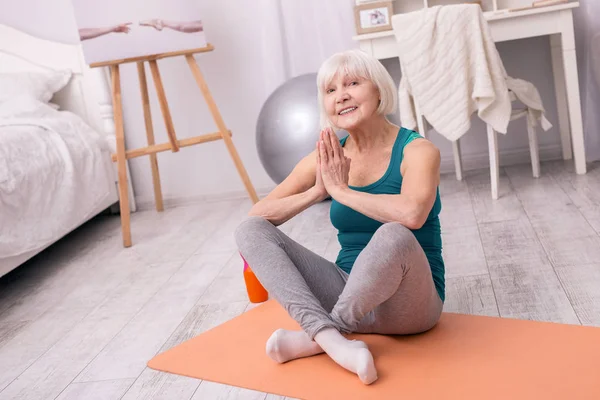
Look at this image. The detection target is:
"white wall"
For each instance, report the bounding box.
[0,0,79,43]
[0,0,578,208]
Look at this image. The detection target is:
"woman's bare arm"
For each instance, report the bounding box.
[79,23,131,41]
[162,20,203,33]
[139,19,203,33]
[248,150,328,226]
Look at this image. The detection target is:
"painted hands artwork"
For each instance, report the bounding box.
[139,19,203,33]
[78,23,132,40]
[79,20,203,41]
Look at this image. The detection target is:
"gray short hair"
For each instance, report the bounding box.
[316,49,398,130]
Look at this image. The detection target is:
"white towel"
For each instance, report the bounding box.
[506,77,553,131]
[392,4,512,141]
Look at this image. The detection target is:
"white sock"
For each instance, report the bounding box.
[266,329,324,363]
[314,328,378,385]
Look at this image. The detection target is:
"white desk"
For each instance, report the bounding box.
[353,2,587,174]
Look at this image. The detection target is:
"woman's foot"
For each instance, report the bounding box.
[266,329,324,363]
[314,328,378,385]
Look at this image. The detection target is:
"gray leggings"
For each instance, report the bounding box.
[234,216,443,340]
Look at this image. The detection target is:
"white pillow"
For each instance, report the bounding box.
[0,69,72,104]
[0,94,59,119]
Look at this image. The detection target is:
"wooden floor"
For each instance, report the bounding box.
[1,160,599,400]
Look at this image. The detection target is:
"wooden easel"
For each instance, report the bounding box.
[90,45,259,248]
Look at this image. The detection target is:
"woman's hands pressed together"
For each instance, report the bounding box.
[317,128,351,199]
[313,137,329,202]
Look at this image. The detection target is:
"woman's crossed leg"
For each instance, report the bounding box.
[235,216,442,384]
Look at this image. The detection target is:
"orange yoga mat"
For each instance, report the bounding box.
[148,300,600,399]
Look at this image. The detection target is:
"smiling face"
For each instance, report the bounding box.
[317,49,398,132]
[323,74,380,131]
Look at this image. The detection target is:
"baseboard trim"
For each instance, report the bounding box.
[440,143,563,174]
[135,187,275,211]
[134,144,564,210]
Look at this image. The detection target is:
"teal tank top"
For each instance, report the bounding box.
[330,127,445,302]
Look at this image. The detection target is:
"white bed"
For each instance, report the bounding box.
[0,24,133,277]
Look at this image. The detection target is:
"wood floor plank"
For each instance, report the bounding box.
[477,219,548,266]
[194,200,254,255]
[196,251,251,305]
[554,263,600,327]
[121,302,249,400]
[438,190,477,229]
[0,220,123,324]
[506,163,600,268]
[275,210,304,238]
[540,234,600,269]
[0,321,28,351]
[528,208,597,240]
[505,164,574,218]
[286,201,329,241]
[0,258,183,400]
[191,381,267,400]
[489,259,579,324]
[55,378,134,400]
[466,168,527,224]
[290,201,335,256]
[122,374,200,400]
[75,251,234,383]
[442,274,499,317]
[442,225,488,278]
[131,200,244,264]
[0,248,150,393]
[227,387,270,400]
[265,395,295,400]
[478,219,579,323]
[546,161,600,235]
[438,171,469,198]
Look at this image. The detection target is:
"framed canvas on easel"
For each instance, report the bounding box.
[70,0,259,248]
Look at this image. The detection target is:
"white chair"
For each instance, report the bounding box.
[486,91,541,199]
[413,90,541,200]
[393,5,547,200]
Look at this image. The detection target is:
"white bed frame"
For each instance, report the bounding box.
[0,23,136,277]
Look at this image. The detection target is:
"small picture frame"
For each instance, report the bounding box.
[354,1,393,35]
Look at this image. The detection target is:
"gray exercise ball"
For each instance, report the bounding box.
[256,73,345,184]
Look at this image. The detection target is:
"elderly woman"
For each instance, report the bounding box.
[235,49,445,385]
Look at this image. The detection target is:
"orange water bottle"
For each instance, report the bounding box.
[241,255,269,303]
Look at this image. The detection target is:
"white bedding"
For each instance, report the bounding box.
[0,96,114,257]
